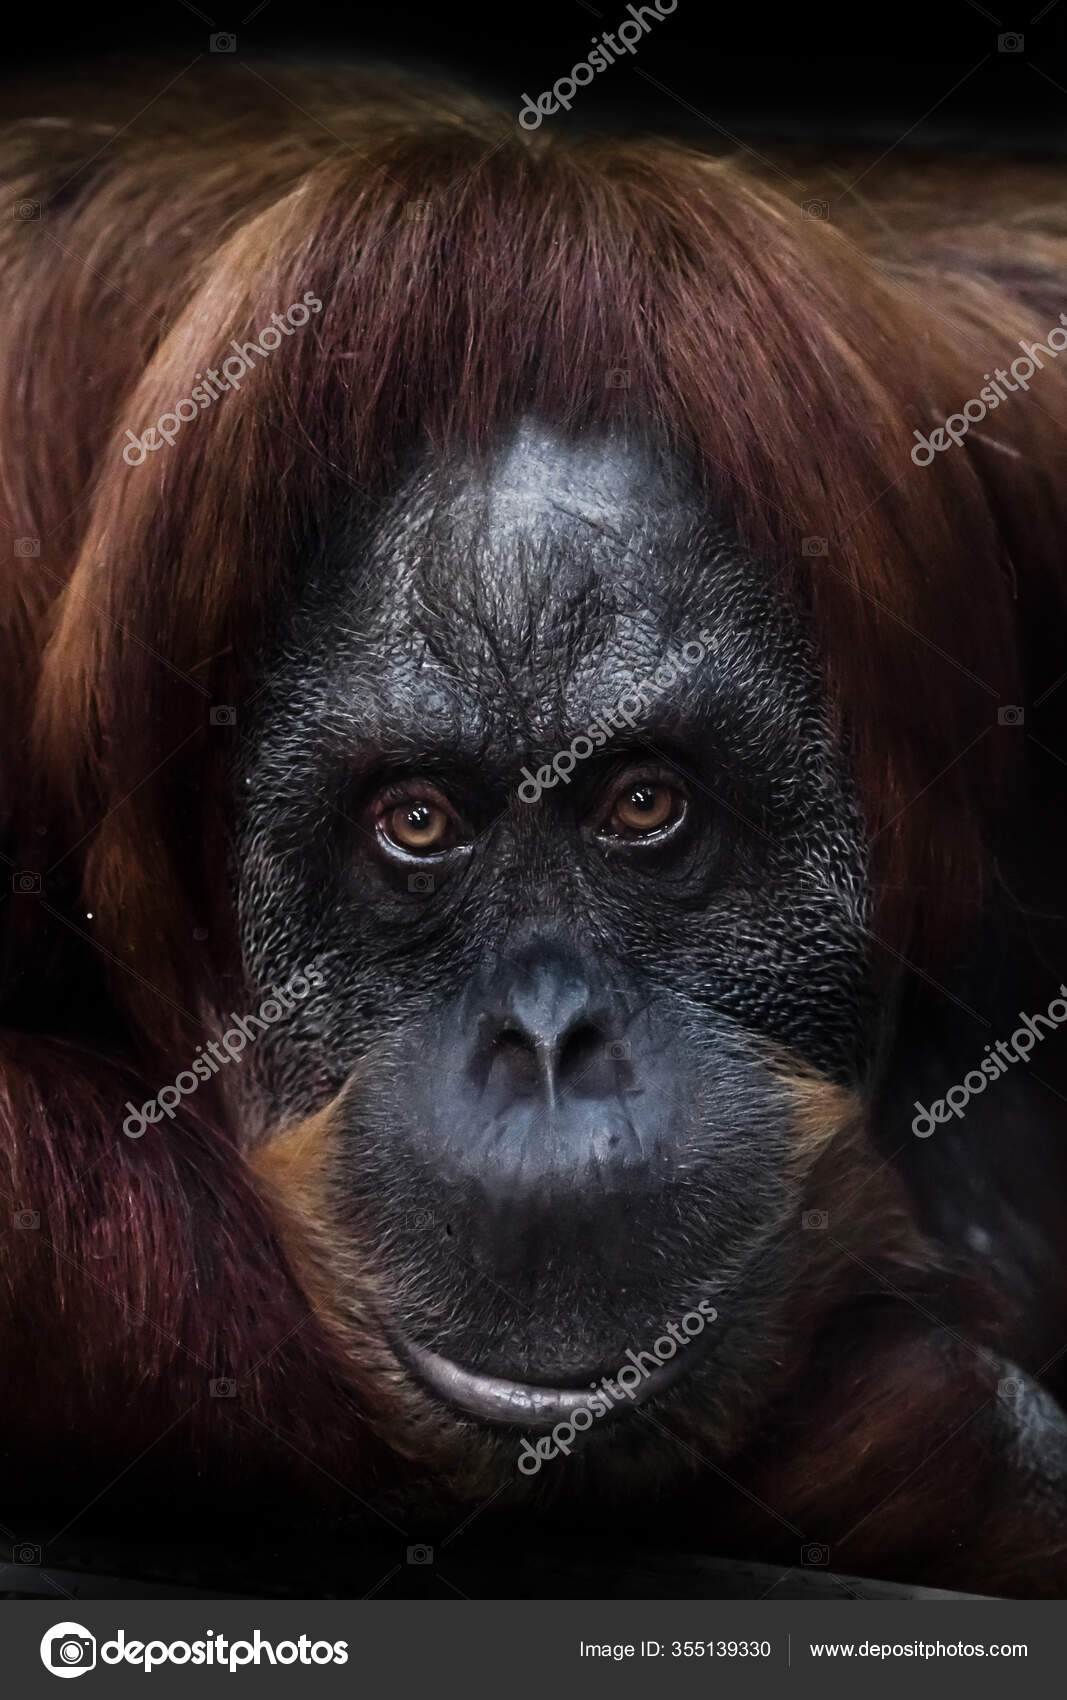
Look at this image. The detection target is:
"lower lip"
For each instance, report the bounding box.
[392,1330,707,1427]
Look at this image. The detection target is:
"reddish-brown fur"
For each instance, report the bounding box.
[1,61,1066,1593]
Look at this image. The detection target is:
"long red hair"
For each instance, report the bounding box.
[1,63,1064,1064]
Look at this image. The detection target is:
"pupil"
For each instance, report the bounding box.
[408,805,431,831]
[632,787,655,813]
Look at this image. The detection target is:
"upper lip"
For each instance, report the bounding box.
[392,1329,705,1427]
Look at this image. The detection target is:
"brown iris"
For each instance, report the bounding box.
[610,782,679,836]
[382,799,452,854]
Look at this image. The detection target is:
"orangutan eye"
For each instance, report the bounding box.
[384,800,452,853]
[371,786,466,859]
[601,776,688,844]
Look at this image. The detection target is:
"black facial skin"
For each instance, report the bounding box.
[233,420,869,1424]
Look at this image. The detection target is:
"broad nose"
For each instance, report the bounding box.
[478,950,624,1105]
[404,941,664,1215]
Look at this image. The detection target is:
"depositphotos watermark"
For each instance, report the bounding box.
[40,1622,348,1676]
[518,1,678,129]
[517,1298,717,1475]
[122,962,325,1137]
[518,627,714,803]
[911,983,1067,1136]
[121,291,323,465]
[910,311,1067,465]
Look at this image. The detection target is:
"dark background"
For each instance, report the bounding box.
[4,2,1067,153]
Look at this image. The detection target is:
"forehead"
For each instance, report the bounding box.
[293,420,794,755]
[370,422,703,671]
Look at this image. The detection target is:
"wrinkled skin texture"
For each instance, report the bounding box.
[234,421,869,1401]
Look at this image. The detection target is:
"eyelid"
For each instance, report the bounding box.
[368,779,460,821]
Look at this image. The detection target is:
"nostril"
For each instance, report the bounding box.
[557,1021,608,1082]
[496,1020,536,1060]
[494,1024,534,1056]
[490,1023,540,1090]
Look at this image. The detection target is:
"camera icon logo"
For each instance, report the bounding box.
[15,1210,40,1230]
[209,1376,237,1397]
[606,1040,631,1060]
[40,1622,96,1678]
[997,1376,1023,1401]
[802,199,830,221]
[802,1209,829,1230]
[801,1543,830,1565]
[14,1541,41,1564]
[998,32,1024,52]
[210,32,237,52]
[12,201,41,220]
[210,705,237,726]
[407,200,434,221]
[13,871,41,894]
[14,536,40,556]
[408,871,435,894]
[606,367,631,388]
[998,705,1024,726]
[407,1543,434,1565]
[801,537,828,557]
